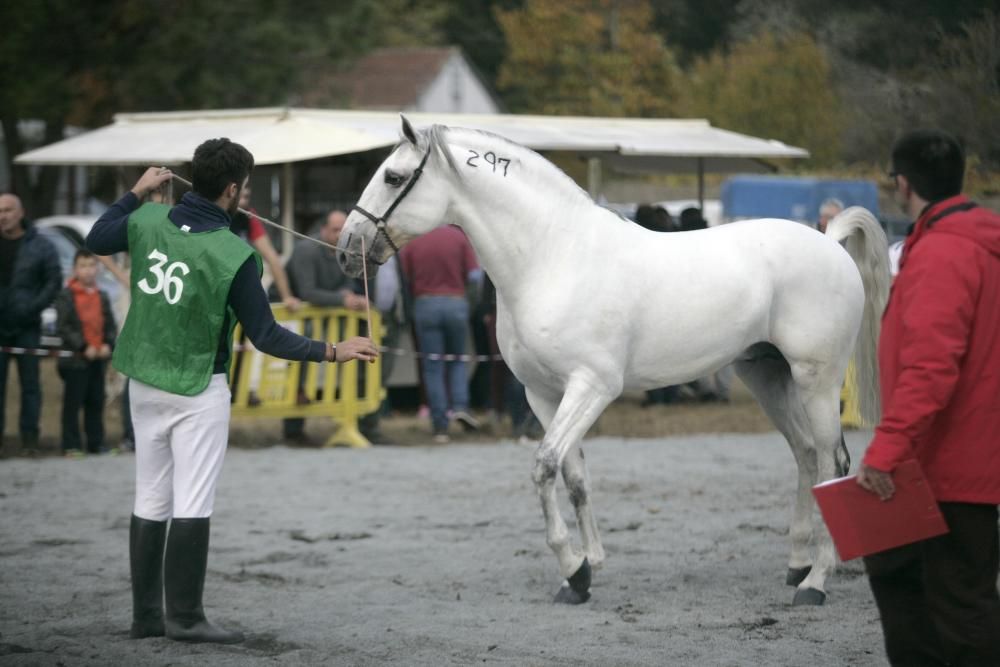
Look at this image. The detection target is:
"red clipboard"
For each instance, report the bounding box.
[812,459,949,561]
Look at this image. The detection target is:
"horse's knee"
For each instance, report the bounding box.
[532,454,558,488]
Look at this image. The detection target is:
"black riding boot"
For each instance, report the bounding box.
[163,518,244,644]
[130,514,167,638]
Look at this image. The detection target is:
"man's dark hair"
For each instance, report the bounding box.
[891,130,965,203]
[74,248,95,263]
[191,138,254,200]
[679,207,706,232]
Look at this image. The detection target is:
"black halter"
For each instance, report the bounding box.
[351,147,431,263]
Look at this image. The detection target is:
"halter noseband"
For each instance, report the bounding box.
[351,147,431,263]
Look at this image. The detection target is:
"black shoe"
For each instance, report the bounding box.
[164,518,244,644]
[130,515,167,639]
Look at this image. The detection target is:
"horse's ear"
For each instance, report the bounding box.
[400,114,418,146]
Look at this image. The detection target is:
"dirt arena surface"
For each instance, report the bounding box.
[0,427,888,666]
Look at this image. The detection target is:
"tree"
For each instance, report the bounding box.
[923,10,1000,168]
[495,0,681,117]
[679,30,843,165]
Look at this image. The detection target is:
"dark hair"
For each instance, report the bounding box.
[191,138,254,200]
[679,207,706,232]
[74,248,96,263]
[891,130,965,202]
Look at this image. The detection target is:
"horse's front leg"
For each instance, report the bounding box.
[531,374,615,604]
[562,447,605,569]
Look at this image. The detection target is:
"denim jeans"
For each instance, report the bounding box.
[0,329,42,441]
[413,296,470,433]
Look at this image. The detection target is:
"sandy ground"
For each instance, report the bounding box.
[0,428,888,666]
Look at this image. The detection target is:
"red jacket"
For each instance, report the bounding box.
[863,195,1000,503]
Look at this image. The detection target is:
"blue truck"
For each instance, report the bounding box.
[721,175,881,226]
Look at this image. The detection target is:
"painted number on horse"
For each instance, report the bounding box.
[466,150,511,177]
[137,249,190,305]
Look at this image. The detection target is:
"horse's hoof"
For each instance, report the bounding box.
[553,583,591,604]
[553,558,592,604]
[568,558,592,594]
[785,565,812,587]
[792,587,826,606]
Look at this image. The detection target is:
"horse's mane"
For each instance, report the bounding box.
[423,124,595,209]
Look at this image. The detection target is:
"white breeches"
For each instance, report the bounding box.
[131,374,231,521]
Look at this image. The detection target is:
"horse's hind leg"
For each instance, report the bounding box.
[734,351,825,602]
[528,375,616,604]
[562,447,605,569]
[790,377,844,606]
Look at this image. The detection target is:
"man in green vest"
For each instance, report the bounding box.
[87,138,378,644]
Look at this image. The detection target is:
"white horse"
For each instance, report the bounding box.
[338,117,890,606]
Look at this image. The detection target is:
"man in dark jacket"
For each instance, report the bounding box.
[857,130,1000,666]
[0,193,62,453]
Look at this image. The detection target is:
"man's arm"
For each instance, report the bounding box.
[229,258,379,363]
[229,259,326,361]
[28,237,62,318]
[251,233,300,310]
[87,167,173,255]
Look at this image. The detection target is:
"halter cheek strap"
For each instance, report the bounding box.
[351,146,431,261]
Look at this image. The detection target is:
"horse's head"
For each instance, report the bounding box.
[337,115,452,278]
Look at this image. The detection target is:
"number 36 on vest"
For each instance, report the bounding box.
[138,249,190,304]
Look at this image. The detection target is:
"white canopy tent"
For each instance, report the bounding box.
[15,106,808,235]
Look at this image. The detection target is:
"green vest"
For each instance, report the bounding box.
[113,203,260,396]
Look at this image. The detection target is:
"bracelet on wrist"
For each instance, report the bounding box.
[329,343,337,363]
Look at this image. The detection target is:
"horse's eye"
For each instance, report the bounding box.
[384,170,407,187]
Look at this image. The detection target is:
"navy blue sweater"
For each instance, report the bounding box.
[87,191,326,372]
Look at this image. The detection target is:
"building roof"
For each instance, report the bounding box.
[14,107,809,172]
[332,47,458,110]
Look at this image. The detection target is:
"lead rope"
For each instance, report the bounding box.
[169,173,364,259]
[361,236,373,341]
[171,172,376,345]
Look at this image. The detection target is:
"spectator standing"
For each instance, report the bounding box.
[87,141,377,645]
[280,209,369,443]
[0,193,61,454]
[816,198,845,233]
[55,250,117,456]
[232,186,300,311]
[856,129,1000,665]
[400,224,482,443]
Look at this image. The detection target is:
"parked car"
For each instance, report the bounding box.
[34,215,128,339]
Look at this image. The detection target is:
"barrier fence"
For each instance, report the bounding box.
[229,305,384,448]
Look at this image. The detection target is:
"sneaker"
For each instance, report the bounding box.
[452,411,480,432]
[432,433,451,444]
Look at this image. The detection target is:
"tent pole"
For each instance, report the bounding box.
[698,158,705,210]
[587,157,602,200]
[280,162,294,261]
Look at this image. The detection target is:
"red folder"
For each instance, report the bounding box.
[812,459,949,562]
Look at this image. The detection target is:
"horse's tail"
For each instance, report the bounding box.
[825,206,891,425]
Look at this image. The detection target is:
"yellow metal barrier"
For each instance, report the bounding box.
[840,361,865,429]
[229,305,384,448]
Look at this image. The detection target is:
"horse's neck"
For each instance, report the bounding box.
[443,131,593,292]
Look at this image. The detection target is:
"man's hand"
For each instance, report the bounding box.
[131,167,174,200]
[332,336,379,363]
[98,344,112,359]
[84,345,98,360]
[857,463,895,501]
[344,293,369,312]
[283,296,303,312]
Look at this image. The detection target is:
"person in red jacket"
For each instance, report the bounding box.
[857,129,1000,666]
